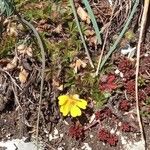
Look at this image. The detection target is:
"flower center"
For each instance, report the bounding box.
[68,96,77,106]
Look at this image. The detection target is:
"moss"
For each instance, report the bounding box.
[145,97,150,105]
[15,0,52,20]
[140,110,150,118]
[91,88,108,108]
[0,36,16,58]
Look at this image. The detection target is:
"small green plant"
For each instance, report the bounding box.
[138,76,146,87]
[141,110,150,118]
[145,97,150,105]
[92,88,108,108]
[64,69,76,89]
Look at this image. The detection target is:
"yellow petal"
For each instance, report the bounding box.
[60,105,70,116]
[70,106,81,117]
[76,99,87,109]
[58,95,68,106]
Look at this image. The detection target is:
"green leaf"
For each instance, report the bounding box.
[0,0,14,16]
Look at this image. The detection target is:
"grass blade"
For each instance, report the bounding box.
[82,0,102,45]
[69,0,94,68]
[99,0,139,71]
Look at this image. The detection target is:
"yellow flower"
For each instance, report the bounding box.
[58,94,87,117]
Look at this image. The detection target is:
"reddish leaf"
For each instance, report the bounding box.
[99,74,117,92]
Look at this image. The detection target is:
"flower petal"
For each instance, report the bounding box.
[70,106,81,117]
[76,99,87,109]
[58,95,68,106]
[60,105,70,116]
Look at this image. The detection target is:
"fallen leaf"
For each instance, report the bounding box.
[89,36,97,46]
[77,6,90,24]
[53,24,62,33]
[17,44,33,57]
[17,44,25,51]
[3,56,18,71]
[7,22,18,37]
[84,29,95,36]
[19,69,29,83]
[89,114,95,123]
[57,85,63,91]
[71,59,87,73]
[26,47,33,57]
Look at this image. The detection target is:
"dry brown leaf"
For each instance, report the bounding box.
[52,79,60,87]
[71,59,87,73]
[53,24,62,33]
[17,44,25,51]
[84,29,95,36]
[26,47,33,57]
[52,79,63,91]
[89,36,97,46]
[57,85,63,91]
[7,23,18,37]
[19,69,29,84]
[77,6,90,24]
[17,24,24,31]
[3,56,18,71]
[17,44,33,57]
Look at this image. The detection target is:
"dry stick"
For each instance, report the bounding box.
[0,68,22,91]
[95,0,117,76]
[135,0,149,149]
[0,69,23,109]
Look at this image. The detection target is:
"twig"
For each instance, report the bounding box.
[12,83,23,111]
[69,0,94,68]
[135,0,149,149]
[0,68,22,90]
[95,0,117,76]
[98,0,139,71]
[0,69,23,110]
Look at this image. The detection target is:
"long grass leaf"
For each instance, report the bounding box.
[99,0,139,71]
[82,0,102,45]
[69,0,94,68]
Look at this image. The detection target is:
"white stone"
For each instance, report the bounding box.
[115,69,120,74]
[89,114,95,123]
[57,147,63,150]
[0,137,44,150]
[81,143,92,150]
[121,136,145,150]
[120,72,124,78]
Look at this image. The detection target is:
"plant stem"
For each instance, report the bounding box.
[135,0,149,149]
